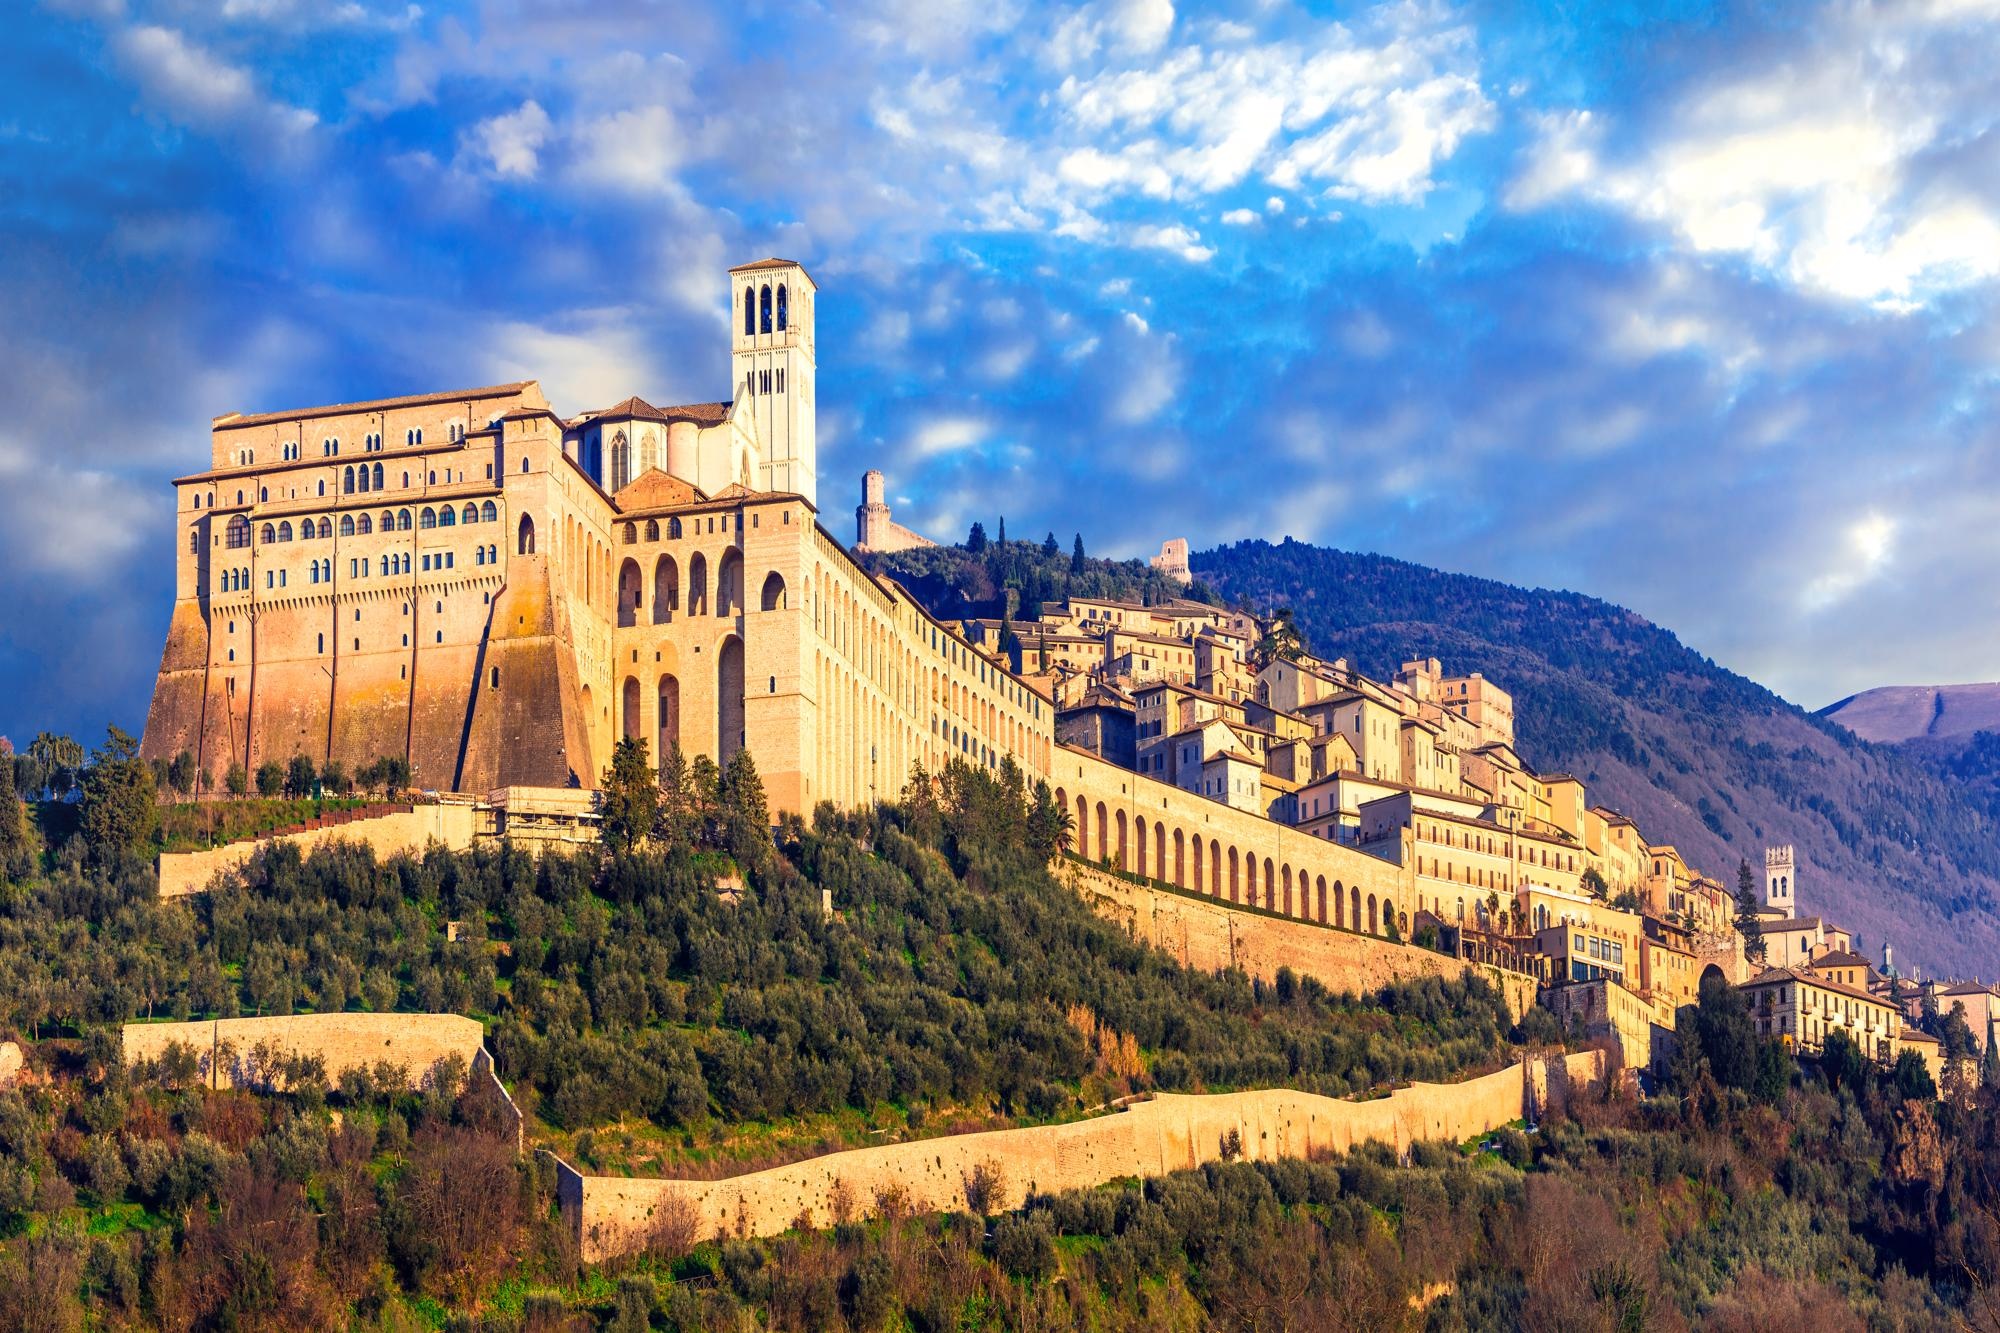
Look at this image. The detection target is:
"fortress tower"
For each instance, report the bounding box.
[730,259,816,505]
[1765,845,1796,916]
[853,469,936,554]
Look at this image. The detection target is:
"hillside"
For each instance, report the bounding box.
[865,536,2000,978]
[1820,682,2000,743]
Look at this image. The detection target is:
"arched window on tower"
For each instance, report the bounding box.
[743,287,755,335]
[518,514,536,555]
[760,284,772,333]
[776,284,788,331]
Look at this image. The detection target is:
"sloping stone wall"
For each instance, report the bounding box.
[1064,862,1539,1020]
[559,1051,1602,1262]
[157,803,479,898]
[122,1012,486,1090]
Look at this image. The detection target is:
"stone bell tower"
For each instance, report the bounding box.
[730,258,817,505]
[1765,845,1795,917]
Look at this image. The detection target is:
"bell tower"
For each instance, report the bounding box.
[1765,844,1795,917]
[729,258,817,505]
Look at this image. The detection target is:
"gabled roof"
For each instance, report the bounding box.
[213,381,538,430]
[612,468,705,511]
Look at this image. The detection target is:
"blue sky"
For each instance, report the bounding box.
[4,0,1999,745]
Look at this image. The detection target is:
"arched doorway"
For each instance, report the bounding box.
[654,555,679,622]
[622,676,641,741]
[760,571,786,611]
[517,514,536,555]
[658,674,680,756]
[618,559,641,628]
[717,636,745,764]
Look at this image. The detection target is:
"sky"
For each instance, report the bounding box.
[3,0,1999,746]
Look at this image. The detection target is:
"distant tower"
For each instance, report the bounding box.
[1765,845,1795,917]
[857,469,890,550]
[730,258,817,505]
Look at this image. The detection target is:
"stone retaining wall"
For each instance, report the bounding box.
[122,1012,486,1090]
[1063,862,1540,1020]
[157,803,480,898]
[558,1050,1602,1262]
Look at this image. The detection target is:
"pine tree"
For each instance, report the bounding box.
[596,737,659,856]
[719,749,771,874]
[656,741,695,850]
[1734,859,1766,964]
[966,521,988,553]
[1071,534,1086,573]
[78,726,159,867]
[1042,532,1059,558]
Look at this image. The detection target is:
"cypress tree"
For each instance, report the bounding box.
[1734,859,1766,963]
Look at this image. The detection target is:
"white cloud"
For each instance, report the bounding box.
[910,416,990,456]
[1131,223,1214,262]
[1802,512,1898,611]
[485,313,657,411]
[570,104,690,195]
[1220,207,1258,224]
[1507,4,2000,307]
[465,101,552,181]
[111,24,317,148]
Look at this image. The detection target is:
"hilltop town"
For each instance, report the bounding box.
[121,255,1994,1098]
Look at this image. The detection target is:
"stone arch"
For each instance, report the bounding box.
[717,635,745,764]
[1263,858,1275,911]
[1133,816,1148,878]
[760,571,786,611]
[1116,810,1129,872]
[1316,875,1327,924]
[618,558,642,628]
[658,674,680,755]
[760,284,772,333]
[1367,894,1378,935]
[717,548,744,616]
[688,552,709,615]
[1173,828,1186,888]
[1054,787,1070,851]
[517,514,535,555]
[1228,847,1240,903]
[1155,822,1166,883]
[653,555,679,622]
[1076,795,1089,856]
[1282,865,1293,918]
[1209,838,1221,895]
[1350,884,1360,931]
[622,676,641,741]
[1095,801,1109,862]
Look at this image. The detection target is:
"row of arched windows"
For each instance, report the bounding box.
[742,282,790,335]
[1056,789,1403,938]
[217,567,250,592]
[620,516,688,544]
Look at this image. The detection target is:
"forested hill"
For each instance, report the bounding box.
[1195,539,2000,978]
[865,533,2000,977]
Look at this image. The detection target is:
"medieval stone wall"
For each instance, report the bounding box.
[121,1012,485,1090]
[558,1051,1602,1262]
[156,804,479,898]
[1063,862,1539,1019]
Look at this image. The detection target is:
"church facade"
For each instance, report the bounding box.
[140,259,1054,812]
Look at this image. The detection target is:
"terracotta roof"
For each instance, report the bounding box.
[214,382,536,431]
[574,399,730,428]
[729,256,803,272]
[1942,982,2000,997]
[1741,965,1896,1010]
[1900,1027,1941,1044]
[1811,950,1872,970]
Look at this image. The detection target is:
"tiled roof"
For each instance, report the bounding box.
[215,382,536,430]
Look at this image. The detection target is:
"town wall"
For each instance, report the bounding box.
[559,1051,1602,1261]
[121,1012,485,1090]
[1062,861,1538,1019]
[156,803,479,898]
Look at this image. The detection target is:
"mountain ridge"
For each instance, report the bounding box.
[1819,682,2000,744]
[1193,538,2000,979]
